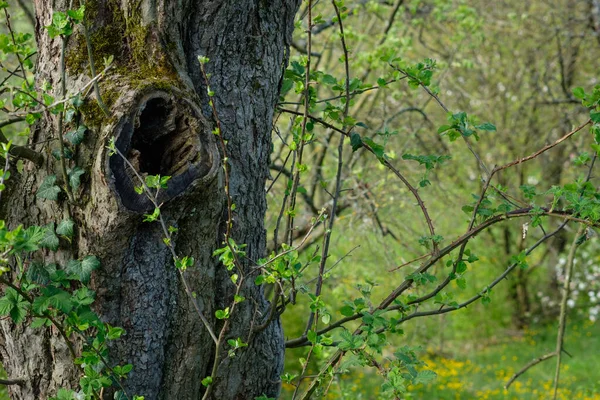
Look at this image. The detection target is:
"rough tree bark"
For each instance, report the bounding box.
[0,0,300,399]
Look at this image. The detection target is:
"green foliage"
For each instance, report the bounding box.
[36,175,61,200]
[438,111,496,141]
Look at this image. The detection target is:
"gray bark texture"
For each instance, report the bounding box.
[0,0,300,399]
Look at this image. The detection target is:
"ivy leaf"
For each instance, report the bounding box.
[36,175,61,201]
[52,147,73,160]
[67,166,85,190]
[26,260,56,285]
[40,222,59,251]
[66,256,100,283]
[65,125,87,145]
[56,219,75,238]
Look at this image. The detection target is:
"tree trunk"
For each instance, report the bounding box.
[0,0,300,399]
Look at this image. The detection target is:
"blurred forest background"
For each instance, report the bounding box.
[2,0,600,399]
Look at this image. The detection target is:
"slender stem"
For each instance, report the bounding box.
[303,0,348,336]
[552,224,584,399]
[57,36,74,204]
[505,352,556,389]
[0,377,26,386]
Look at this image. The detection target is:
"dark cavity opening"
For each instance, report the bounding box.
[127,97,201,177]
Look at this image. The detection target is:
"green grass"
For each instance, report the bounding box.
[295,318,600,400]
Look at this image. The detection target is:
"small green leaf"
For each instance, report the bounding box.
[36,175,61,201]
[40,223,60,251]
[215,307,230,319]
[143,208,161,222]
[65,125,87,145]
[572,87,585,99]
[414,370,437,384]
[201,376,212,387]
[66,256,100,283]
[68,167,85,190]
[475,122,496,131]
[321,74,337,85]
[350,132,362,152]
[56,219,75,238]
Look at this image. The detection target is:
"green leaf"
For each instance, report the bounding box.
[26,261,56,285]
[362,137,386,163]
[0,288,28,324]
[65,125,87,145]
[321,74,337,85]
[413,370,437,384]
[437,124,452,134]
[32,295,51,314]
[66,256,100,283]
[201,376,212,387]
[66,5,85,23]
[56,219,75,238]
[68,167,85,190]
[31,317,51,328]
[340,305,354,317]
[36,175,61,201]
[215,307,230,319]
[143,208,161,222]
[455,261,467,274]
[350,132,362,152]
[475,122,497,131]
[13,226,45,252]
[40,223,60,251]
[572,87,585,99]
[107,325,125,340]
[48,289,73,313]
[50,388,77,400]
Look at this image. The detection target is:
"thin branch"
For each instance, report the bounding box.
[505,352,556,389]
[553,224,585,399]
[0,129,44,166]
[303,0,349,337]
[277,107,438,250]
[286,211,576,348]
[494,119,591,173]
[0,377,26,386]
